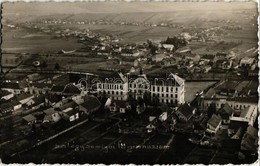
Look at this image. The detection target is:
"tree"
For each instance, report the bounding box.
[54,63,60,70]
[207,103,217,118]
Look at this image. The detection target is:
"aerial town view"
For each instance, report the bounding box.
[0,1,258,164]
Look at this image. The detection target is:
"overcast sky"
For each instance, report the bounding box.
[3,2,257,15]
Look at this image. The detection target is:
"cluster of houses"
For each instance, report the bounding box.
[199,79,259,156]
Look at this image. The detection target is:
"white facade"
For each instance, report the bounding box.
[96,72,185,105]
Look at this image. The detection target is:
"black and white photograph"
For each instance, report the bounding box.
[0,1,259,164]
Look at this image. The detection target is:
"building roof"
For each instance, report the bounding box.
[228,97,258,104]
[1,100,21,110]
[201,54,215,60]
[80,95,101,110]
[63,108,78,116]
[63,84,81,94]
[246,126,258,138]
[218,103,234,116]
[30,83,53,89]
[50,85,65,93]
[176,103,195,120]
[229,120,248,131]
[43,108,57,115]
[30,95,46,106]
[23,114,36,122]
[2,82,21,89]
[1,90,13,97]
[60,101,78,111]
[16,93,34,101]
[46,94,62,103]
[207,114,222,128]
[240,105,256,119]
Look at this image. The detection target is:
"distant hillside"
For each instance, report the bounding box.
[3,2,257,26]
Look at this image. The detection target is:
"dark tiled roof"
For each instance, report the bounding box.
[1,100,21,110]
[31,95,46,106]
[50,85,65,93]
[23,114,36,122]
[46,94,62,103]
[228,97,258,103]
[60,101,78,111]
[80,96,101,110]
[177,103,195,120]
[1,90,13,96]
[63,84,81,94]
[218,103,234,115]
[63,108,78,117]
[44,108,56,115]
[31,83,53,89]
[207,114,222,128]
[2,82,20,89]
[16,93,34,101]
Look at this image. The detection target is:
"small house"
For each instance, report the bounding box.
[1,90,14,101]
[206,114,222,135]
[175,103,196,122]
[62,108,79,122]
[43,108,61,123]
[79,95,101,115]
[22,114,37,125]
[16,93,34,105]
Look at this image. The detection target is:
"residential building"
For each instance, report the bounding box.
[43,108,61,123]
[79,95,101,115]
[1,100,22,113]
[230,105,258,126]
[2,82,26,94]
[206,114,222,135]
[16,93,34,105]
[240,57,255,67]
[22,114,37,125]
[241,126,258,153]
[61,108,79,122]
[1,90,14,101]
[175,103,196,122]
[28,83,52,94]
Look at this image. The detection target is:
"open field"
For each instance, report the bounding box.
[2,27,83,54]
[185,81,216,102]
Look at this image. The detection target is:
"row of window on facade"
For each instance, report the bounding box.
[151,86,180,93]
[97,83,181,93]
[98,83,124,90]
[204,102,254,110]
[99,90,124,95]
[151,93,178,98]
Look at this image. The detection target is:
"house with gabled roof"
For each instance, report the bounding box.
[79,95,101,115]
[217,103,234,124]
[241,126,258,153]
[16,93,34,105]
[26,94,46,110]
[175,103,196,122]
[43,108,61,123]
[1,100,22,114]
[206,114,222,135]
[28,83,52,95]
[2,82,25,94]
[23,114,37,125]
[62,83,81,96]
[50,85,65,95]
[1,90,14,101]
